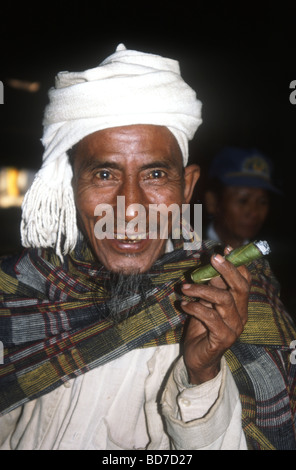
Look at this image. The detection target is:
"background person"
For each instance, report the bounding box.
[202,146,281,248]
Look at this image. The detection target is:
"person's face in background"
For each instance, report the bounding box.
[206,186,270,248]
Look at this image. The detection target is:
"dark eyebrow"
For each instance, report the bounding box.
[139,161,172,171]
[77,158,121,174]
[75,157,174,174]
[140,160,185,176]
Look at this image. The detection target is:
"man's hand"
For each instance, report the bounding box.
[181,247,251,385]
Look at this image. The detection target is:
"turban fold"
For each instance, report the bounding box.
[21,43,202,258]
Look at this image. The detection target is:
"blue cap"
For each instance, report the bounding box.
[209,147,281,194]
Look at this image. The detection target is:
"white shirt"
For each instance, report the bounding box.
[0,344,247,450]
[206,223,249,246]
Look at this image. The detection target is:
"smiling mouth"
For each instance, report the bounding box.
[114,233,148,243]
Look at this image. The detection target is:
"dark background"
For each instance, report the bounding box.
[0,2,295,315]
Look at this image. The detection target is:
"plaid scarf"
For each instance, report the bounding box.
[0,240,296,449]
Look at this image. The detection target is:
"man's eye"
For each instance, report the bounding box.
[96,170,111,180]
[149,169,165,179]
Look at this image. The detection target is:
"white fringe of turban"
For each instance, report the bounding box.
[21,43,203,258]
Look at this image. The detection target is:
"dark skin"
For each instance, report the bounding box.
[205,186,270,248]
[71,124,251,385]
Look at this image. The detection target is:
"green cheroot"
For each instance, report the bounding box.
[191,241,270,284]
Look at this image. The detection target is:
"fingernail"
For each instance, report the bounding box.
[225,245,233,253]
[181,301,188,306]
[213,253,224,263]
[182,284,191,289]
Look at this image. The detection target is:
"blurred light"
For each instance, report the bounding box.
[7,78,40,93]
[0,167,35,208]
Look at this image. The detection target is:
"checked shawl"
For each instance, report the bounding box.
[0,239,296,450]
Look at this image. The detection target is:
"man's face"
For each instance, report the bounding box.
[216,186,270,245]
[72,124,199,274]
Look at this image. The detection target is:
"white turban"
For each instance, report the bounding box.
[21,44,202,258]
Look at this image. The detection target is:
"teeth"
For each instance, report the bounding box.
[115,233,147,241]
[129,234,144,240]
[115,234,126,240]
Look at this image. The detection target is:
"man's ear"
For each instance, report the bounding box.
[183,164,200,204]
[204,190,218,215]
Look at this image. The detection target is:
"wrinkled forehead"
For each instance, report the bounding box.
[69,124,184,168]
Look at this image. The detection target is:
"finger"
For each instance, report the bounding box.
[182,299,244,340]
[209,263,251,292]
[210,256,250,328]
[211,254,251,290]
[182,283,234,306]
[223,245,251,284]
[209,265,250,290]
[182,282,216,308]
[224,245,233,255]
[181,300,238,345]
[236,264,252,283]
[209,273,227,289]
[203,245,233,289]
[182,279,248,308]
[182,278,248,331]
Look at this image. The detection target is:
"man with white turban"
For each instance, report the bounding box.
[0,44,295,451]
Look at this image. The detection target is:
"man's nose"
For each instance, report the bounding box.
[117,177,147,221]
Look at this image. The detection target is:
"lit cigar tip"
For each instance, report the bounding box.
[254,240,271,256]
